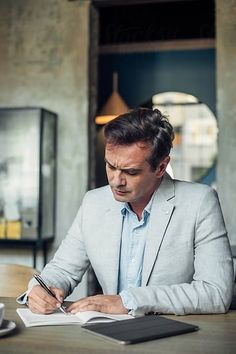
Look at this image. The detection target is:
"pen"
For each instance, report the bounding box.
[33,274,67,314]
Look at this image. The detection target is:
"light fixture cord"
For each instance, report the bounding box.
[113,72,118,92]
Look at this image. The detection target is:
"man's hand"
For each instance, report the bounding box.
[28,285,65,314]
[67,294,128,314]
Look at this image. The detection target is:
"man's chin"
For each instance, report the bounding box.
[113,195,128,202]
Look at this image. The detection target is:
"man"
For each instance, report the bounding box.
[24,108,234,316]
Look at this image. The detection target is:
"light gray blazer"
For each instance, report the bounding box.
[39,173,234,315]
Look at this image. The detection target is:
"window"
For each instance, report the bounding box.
[152,92,217,187]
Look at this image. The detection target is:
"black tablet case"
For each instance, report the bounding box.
[82,315,199,345]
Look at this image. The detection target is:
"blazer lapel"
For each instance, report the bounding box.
[142,174,175,285]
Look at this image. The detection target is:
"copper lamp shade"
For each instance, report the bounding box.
[95,72,129,125]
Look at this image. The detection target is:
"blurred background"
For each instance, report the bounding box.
[0,0,235,298]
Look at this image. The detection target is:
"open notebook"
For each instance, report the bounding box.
[16,308,133,328]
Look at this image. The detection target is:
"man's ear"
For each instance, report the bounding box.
[156,156,170,178]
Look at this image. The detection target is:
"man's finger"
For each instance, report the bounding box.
[28,285,61,313]
[70,303,100,314]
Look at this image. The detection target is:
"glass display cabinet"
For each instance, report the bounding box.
[0,107,57,268]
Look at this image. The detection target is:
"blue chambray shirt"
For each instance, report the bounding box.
[118,194,154,311]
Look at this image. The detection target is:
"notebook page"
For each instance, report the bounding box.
[17,308,133,327]
[17,308,81,327]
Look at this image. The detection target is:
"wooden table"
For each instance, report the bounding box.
[1,297,236,354]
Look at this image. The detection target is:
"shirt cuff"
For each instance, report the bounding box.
[16,289,31,305]
[119,289,138,314]
[16,277,39,305]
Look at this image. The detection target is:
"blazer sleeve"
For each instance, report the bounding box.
[37,198,91,297]
[125,188,234,315]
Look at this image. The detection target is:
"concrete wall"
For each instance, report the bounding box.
[216,0,236,246]
[0,0,90,296]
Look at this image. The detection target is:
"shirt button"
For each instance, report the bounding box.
[131,258,135,263]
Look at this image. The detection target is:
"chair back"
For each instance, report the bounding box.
[0,264,38,297]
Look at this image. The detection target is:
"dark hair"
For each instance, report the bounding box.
[104,108,174,170]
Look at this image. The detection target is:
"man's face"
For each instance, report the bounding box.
[105,142,169,211]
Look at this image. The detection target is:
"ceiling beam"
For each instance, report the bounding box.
[99,38,215,54]
[92,0,195,7]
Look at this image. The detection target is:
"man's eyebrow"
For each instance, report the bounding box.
[104,158,142,172]
[104,158,114,167]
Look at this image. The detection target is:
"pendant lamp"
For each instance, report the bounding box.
[95,72,129,125]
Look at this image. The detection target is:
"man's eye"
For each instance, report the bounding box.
[126,171,138,176]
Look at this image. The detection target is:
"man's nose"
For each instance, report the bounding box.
[112,170,126,186]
